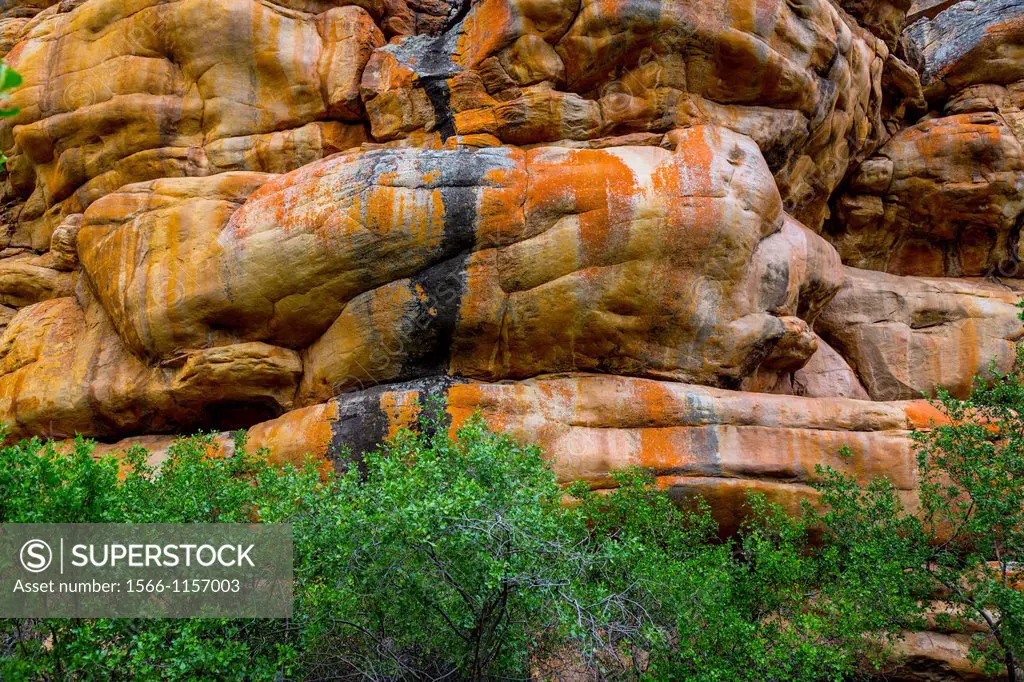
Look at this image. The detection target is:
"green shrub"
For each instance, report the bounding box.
[817,350,1024,681]
[0,62,20,170]
[0,402,972,681]
[0,433,318,680]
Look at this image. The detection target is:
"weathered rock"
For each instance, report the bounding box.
[880,631,997,680]
[839,0,913,47]
[0,0,1017,666]
[745,334,872,400]
[0,0,373,249]
[73,128,842,409]
[0,250,73,307]
[817,267,1024,401]
[0,17,28,55]
[831,112,1024,277]
[907,0,1024,103]
[77,172,274,360]
[169,375,928,535]
[361,0,890,230]
[0,0,1015,675]
[0,294,302,440]
[48,213,81,271]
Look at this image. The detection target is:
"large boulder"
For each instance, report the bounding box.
[830,112,1024,277]
[361,0,891,230]
[906,0,1024,103]
[817,267,1024,401]
[0,0,375,249]
[0,294,301,440]
[74,128,843,413]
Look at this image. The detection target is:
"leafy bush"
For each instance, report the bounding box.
[4,393,1008,681]
[0,62,20,169]
[0,433,316,680]
[817,350,1024,681]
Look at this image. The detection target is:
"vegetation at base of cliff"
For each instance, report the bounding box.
[816,356,1024,682]
[2,366,1024,680]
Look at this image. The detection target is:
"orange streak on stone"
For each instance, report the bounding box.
[246,401,338,468]
[904,401,951,429]
[638,427,696,471]
[378,389,422,441]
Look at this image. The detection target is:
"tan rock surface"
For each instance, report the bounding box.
[68,375,925,537]
[0,0,372,249]
[830,112,1024,277]
[881,631,997,680]
[360,0,891,230]
[907,0,1024,103]
[817,267,1024,401]
[75,128,842,406]
[745,334,872,400]
[0,294,301,440]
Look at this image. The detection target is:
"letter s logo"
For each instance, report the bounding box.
[20,539,52,573]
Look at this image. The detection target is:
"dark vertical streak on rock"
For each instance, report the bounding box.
[420,77,456,140]
[327,377,463,474]
[400,252,469,379]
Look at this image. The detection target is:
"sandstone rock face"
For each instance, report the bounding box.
[907,0,1024,102]
[0,0,372,250]
[833,0,1024,279]
[0,0,1020,675]
[361,0,893,231]
[818,267,1024,401]
[831,112,1024,277]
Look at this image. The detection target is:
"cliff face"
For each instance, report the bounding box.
[0,0,1021,673]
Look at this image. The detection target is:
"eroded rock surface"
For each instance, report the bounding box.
[0,0,1021,676]
[818,267,1024,401]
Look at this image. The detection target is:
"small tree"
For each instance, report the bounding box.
[295,409,663,681]
[817,354,1024,680]
[570,471,918,682]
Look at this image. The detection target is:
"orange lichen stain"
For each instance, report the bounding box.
[637,428,697,473]
[477,169,527,247]
[348,179,443,249]
[984,17,1024,40]
[246,401,338,468]
[431,187,447,235]
[904,401,998,436]
[447,382,513,431]
[378,390,421,440]
[910,116,1005,166]
[453,0,515,69]
[656,128,717,256]
[379,279,417,322]
[200,439,232,462]
[957,322,981,398]
[413,282,428,303]
[628,378,691,427]
[903,401,951,429]
[447,406,478,435]
[526,148,639,261]
[448,250,503,374]
[454,109,499,136]
[445,133,503,150]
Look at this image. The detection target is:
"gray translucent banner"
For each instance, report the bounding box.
[0,524,292,618]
